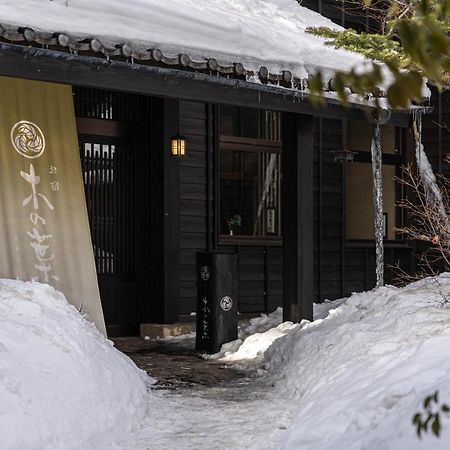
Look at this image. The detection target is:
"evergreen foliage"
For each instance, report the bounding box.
[308,27,406,66]
[306,0,450,107]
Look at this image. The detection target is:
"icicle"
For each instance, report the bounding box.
[413,113,447,222]
[371,120,384,288]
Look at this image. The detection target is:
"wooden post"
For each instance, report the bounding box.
[149,98,180,323]
[282,113,314,323]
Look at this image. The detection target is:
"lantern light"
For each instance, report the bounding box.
[171,101,187,157]
[171,134,186,157]
[332,148,357,163]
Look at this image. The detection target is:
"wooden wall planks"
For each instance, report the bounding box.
[177,100,415,317]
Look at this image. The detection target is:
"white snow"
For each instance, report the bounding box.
[240,307,284,337]
[120,274,450,449]
[0,0,371,83]
[6,274,450,449]
[0,279,151,450]
[205,303,344,365]
[266,274,450,449]
[205,308,299,365]
[215,321,299,365]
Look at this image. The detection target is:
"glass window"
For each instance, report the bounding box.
[347,122,398,155]
[347,163,397,240]
[346,121,402,241]
[219,108,282,240]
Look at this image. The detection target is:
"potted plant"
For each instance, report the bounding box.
[226,214,242,236]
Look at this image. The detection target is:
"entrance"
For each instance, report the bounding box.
[73,87,154,336]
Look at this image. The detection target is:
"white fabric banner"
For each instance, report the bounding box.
[0,76,106,334]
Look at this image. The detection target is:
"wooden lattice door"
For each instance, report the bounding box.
[73,87,150,335]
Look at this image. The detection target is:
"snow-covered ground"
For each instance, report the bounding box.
[132,274,450,449]
[269,275,450,449]
[0,279,150,450]
[4,274,450,449]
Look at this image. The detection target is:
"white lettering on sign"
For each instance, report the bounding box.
[30,212,46,226]
[21,164,54,211]
[201,296,211,340]
[50,181,60,192]
[14,123,61,283]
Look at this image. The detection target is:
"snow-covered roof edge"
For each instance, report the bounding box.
[0,23,391,103]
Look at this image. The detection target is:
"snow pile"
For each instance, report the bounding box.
[0,0,369,82]
[205,307,297,364]
[217,322,300,365]
[0,279,150,450]
[239,307,284,339]
[262,274,450,449]
[206,302,347,365]
[313,297,347,320]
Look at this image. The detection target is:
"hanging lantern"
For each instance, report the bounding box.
[171,134,186,157]
[332,148,356,163]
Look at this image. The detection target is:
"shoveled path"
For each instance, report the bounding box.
[113,335,244,389]
[114,336,295,450]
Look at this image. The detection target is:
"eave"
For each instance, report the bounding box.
[0,42,413,127]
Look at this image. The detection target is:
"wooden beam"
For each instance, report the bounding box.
[163,99,181,322]
[0,43,411,126]
[282,113,314,322]
[149,98,180,323]
[76,117,128,138]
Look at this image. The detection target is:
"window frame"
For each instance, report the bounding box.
[217,129,283,246]
[345,124,406,246]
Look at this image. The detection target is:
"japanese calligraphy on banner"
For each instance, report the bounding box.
[0,76,106,335]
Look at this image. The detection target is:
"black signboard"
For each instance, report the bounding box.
[196,252,238,353]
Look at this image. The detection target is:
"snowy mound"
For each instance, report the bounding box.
[206,304,345,366]
[206,308,299,365]
[0,0,367,81]
[0,279,150,450]
[264,274,450,449]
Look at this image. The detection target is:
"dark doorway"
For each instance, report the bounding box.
[73,87,156,336]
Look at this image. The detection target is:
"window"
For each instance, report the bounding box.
[346,122,402,241]
[219,107,282,242]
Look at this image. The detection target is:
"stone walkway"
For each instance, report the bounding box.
[113,336,244,389]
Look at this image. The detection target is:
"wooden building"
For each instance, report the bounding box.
[0,1,417,336]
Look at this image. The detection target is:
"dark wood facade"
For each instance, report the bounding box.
[175,100,415,318]
[301,0,384,32]
[178,101,285,316]
[0,39,417,334]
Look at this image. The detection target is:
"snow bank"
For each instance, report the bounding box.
[206,302,345,365]
[263,274,450,449]
[0,279,150,450]
[0,0,368,82]
[204,307,294,364]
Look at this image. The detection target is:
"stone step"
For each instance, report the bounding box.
[140,322,194,338]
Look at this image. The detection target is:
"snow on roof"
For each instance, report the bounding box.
[0,0,369,84]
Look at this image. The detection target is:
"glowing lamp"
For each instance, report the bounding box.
[171,135,186,157]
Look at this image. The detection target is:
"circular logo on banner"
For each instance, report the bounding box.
[11,121,46,159]
[220,296,233,312]
[200,266,210,281]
